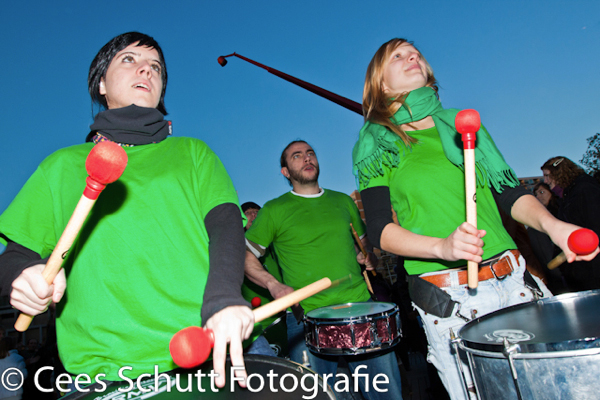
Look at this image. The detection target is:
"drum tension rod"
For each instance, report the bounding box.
[502,337,524,400]
[449,328,471,400]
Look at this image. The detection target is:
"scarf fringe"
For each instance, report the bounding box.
[354,134,403,188]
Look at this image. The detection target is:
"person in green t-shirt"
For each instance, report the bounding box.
[353,38,599,400]
[240,201,287,357]
[245,140,403,400]
[0,32,253,389]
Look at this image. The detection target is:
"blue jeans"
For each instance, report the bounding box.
[415,251,552,400]
[286,312,403,400]
[245,334,276,356]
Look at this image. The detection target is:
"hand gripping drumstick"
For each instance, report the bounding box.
[547,228,599,270]
[350,223,375,294]
[455,110,481,289]
[14,142,128,332]
[170,274,351,369]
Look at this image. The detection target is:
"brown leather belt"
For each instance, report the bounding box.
[420,250,519,288]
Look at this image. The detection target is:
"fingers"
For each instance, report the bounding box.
[52,269,67,304]
[204,306,254,388]
[10,264,53,315]
[440,223,486,262]
[211,331,227,388]
[228,335,247,389]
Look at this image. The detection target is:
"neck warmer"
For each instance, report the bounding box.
[353,87,519,192]
[86,105,171,145]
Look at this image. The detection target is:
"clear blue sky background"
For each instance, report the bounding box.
[1,1,599,252]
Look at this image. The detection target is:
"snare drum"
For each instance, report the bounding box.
[304,302,401,356]
[457,290,600,400]
[60,354,335,399]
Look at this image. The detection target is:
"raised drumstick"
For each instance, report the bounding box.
[170,274,351,369]
[350,223,375,294]
[14,142,128,332]
[455,110,481,289]
[547,228,599,270]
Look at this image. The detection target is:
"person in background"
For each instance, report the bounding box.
[240,201,286,357]
[541,156,600,291]
[245,140,402,400]
[0,337,28,400]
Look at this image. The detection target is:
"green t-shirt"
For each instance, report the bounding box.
[359,126,515,275]
[0,137,240,380]
[245,189,371,313]
[241,246,282,329]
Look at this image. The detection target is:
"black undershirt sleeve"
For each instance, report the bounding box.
[201,203,250,325]
[360,186,395,250]
[0,237,45,296]
[492,184,531,217]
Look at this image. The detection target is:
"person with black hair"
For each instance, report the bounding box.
[0,32,252,389]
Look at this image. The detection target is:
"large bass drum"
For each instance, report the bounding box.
[457,290,600,400]
[60,354,335,399]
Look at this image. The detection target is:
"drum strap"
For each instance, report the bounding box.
[407,275,458,318]
[523,269,544,299]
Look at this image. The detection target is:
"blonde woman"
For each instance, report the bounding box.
[352,38,598,399]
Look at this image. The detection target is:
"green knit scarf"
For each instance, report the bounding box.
[352,87,519,192]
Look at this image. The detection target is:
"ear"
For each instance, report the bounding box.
[99,78,106,95]
[281,167,290,178]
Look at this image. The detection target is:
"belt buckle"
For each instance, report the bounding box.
[490,260,508,281]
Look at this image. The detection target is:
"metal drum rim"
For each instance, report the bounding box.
[457,290,600,353]
[305,301,399,323]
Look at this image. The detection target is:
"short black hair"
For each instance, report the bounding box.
[241,202,261,213]
[88,32,168,115]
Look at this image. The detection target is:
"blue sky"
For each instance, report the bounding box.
[1,1,599,253]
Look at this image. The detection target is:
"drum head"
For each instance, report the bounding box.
[60,354,335,399]
[458,290,600,353]
[305,302,396,320]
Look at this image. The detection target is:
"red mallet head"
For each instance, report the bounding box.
[251,297,262,308]
[455,109,481,150]
[568,228,599,255]
[84,142,128,200]
[170,326,215,369]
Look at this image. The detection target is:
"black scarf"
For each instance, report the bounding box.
[86,105,171,145]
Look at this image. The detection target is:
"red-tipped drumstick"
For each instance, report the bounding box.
[250,297,262,308]
[547,228,599,270]
[14,142,128,332]
[455,110,481,289]
[170,274,351,369]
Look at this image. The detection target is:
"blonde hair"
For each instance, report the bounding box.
[363,38,438,146]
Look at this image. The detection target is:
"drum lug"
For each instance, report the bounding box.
[502,337,524,400]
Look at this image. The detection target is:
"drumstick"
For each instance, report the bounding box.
[455,109,481,289]
[170,274,351,369]
[14,142,128,332]
[350,223,376,295]
[547,228,599,270]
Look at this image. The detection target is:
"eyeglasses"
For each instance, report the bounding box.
[244,210,259,217]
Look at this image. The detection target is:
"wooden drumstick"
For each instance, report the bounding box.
[170,274,352,368]
[547,228,599,270]
[455,110,481,289]
[350,223,376,296]
[14,142,128,332]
